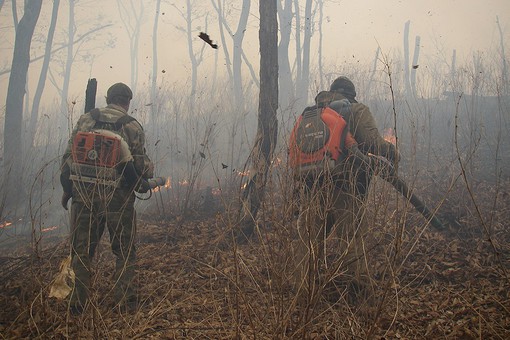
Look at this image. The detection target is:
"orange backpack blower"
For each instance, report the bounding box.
[289,105,353,176]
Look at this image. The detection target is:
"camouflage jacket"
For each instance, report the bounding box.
[60,104,154,194]
[316,91,399,163]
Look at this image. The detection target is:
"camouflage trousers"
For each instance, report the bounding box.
[293,175,370,300]
[69,193,137,308]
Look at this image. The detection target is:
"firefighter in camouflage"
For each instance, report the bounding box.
[60,83,154,315]
[294,76,398,303]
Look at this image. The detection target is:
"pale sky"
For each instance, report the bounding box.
[323,0,508,62]
[0,0,508,108]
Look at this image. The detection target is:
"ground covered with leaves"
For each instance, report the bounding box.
[0,177,509,339]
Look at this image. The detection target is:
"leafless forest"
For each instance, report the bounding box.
[1,0,509,339]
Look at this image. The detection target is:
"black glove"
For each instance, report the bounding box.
[61,192,72,210]
[149,177,167,188]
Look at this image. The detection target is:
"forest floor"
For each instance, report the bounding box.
[0,176,509,339]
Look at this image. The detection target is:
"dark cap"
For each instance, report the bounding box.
[106,83,133,103]
[329,76,356,99]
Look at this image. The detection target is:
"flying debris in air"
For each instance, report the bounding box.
[199,151,206,159]
[412,65,419,69]
[198,32,218,49]
[221,163,228,169]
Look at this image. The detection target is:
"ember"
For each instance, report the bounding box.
[237,170,250,177]
[41,226,58,233]
[383,127,396,145]
[0,221,13,229]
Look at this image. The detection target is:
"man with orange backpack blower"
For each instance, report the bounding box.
[60,82,165,315]
[289,76,399,302]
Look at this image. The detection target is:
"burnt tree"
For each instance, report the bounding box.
[2,0,42,215]
[238,0,278,240]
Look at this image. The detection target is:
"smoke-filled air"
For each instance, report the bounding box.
[0,0,509,338]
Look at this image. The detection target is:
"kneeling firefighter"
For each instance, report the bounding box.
[60,82,164,314]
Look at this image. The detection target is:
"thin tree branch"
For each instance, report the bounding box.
[0,23,112,77]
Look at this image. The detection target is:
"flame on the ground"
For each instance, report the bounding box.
[0,221,13,229]
[383,128,396,145]
[42,226,58,233]
[212,188,221,196]
[179,179,189,186]
[153,177,172,192]
[237,170,250,177]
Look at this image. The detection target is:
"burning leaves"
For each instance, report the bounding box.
[0,220,59,232]
[0,221,13,229]
[383,127,397,145]
[41,226,58,233]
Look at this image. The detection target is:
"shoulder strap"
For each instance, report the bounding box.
[89,108,135,131]
[323,106,350,156]
[339,115,349,154]
[114,115,136,130]
[90,108,101,121]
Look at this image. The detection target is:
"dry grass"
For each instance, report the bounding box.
[0,171,509,339]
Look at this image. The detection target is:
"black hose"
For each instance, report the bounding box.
[384,174,446,231]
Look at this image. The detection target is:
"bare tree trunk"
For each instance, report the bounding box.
[184,0,206,99]
[60,0,75,116]
[2,0,42,216]
[277,0,294,113]
[187,0,198,98]
[295,0,312,108]
[496,16,508,96]
[232,0,250,110]
[11,0,19,30]
[450,49,457,90]
[151,0,161,120]
[403,20,412,98]
[173,0,206,110]
[212,0,233,90]
[366,46,380,96]
[238,0,278,241]
[411,35,421,97]
[293,0,301,94]
[212,0,254,110]
[117,0,144,94]
[29,0,60,148]
[0,0,5,13]
[317,0,324,90]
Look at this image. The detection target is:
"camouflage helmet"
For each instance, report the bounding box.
[106,83,133,103]
[329,76,356,99]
